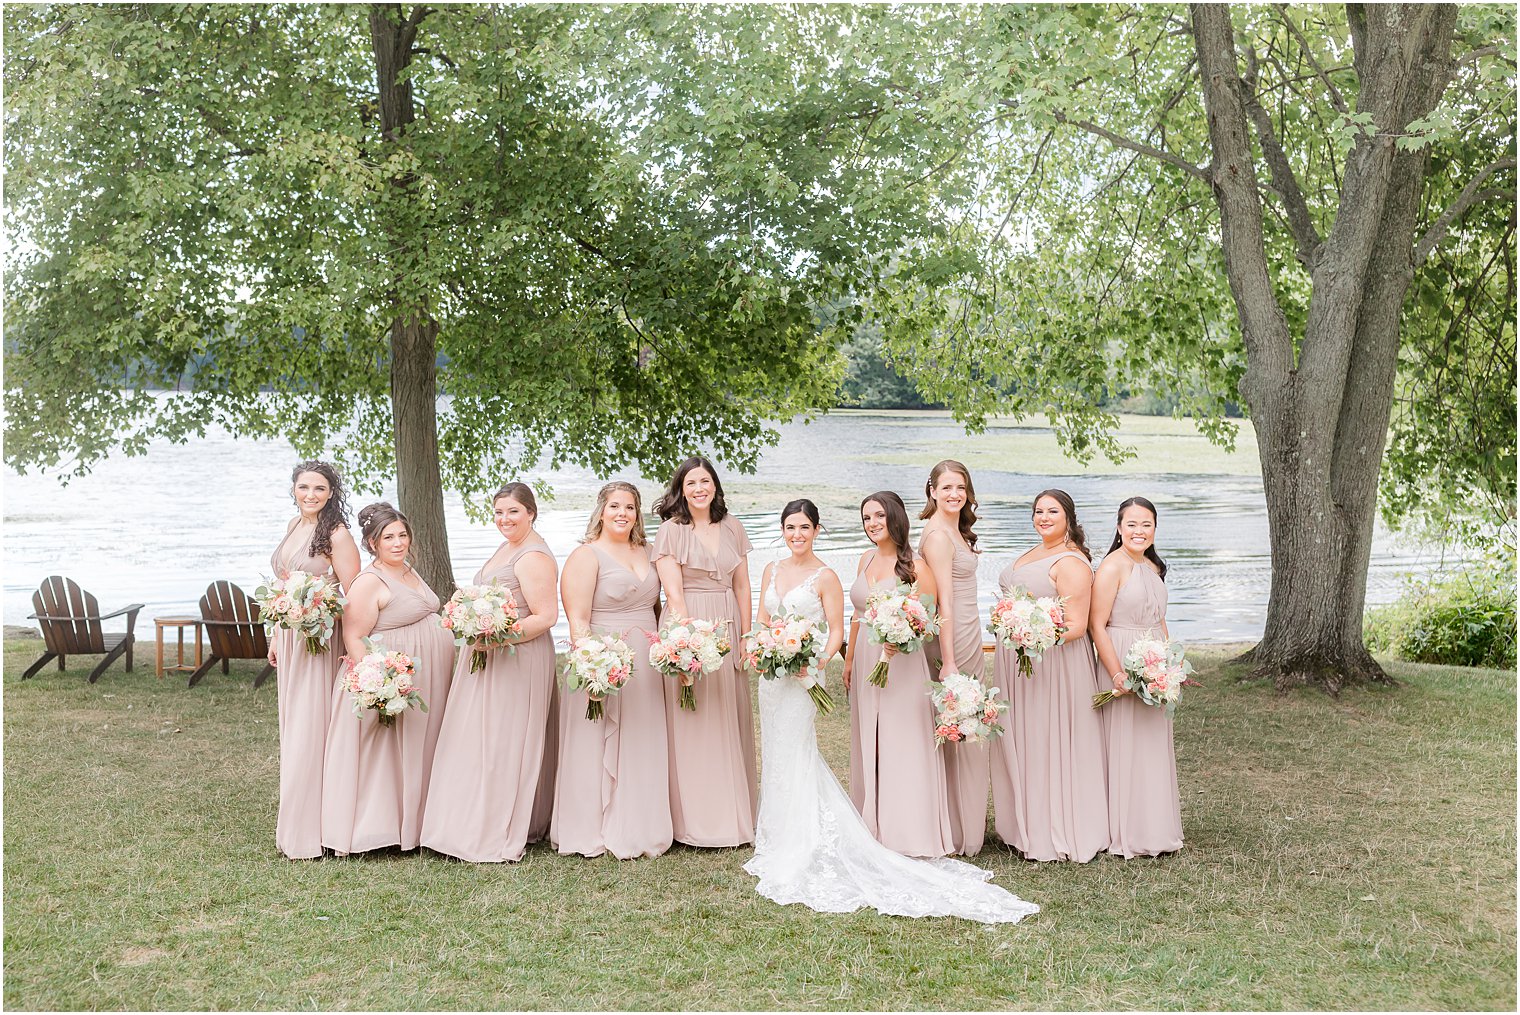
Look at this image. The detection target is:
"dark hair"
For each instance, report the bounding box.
[290,460,350,560]
[494,482,538,520]
[655,456,728,524]
[1033,488,1090,560]
[919,458,980,552]
[1106,496,1167,580]
[779,498,821,529]
[357,501,412,557]
[861,491,916,585]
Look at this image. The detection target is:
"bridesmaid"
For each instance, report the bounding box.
[321,502,455,855]
[1090,496,1183,857]
[917,459,991,856]
[421,483,560,862]
[267,461,360,860]
[843,491,954,858]
[989,489,1109,862]
[651,455,756,847]
[552,481,672,859]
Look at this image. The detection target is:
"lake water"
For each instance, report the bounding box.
[3,409,1452,646]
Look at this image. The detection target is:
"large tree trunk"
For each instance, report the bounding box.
[369,4,455,598]
[1193,3,1456,692]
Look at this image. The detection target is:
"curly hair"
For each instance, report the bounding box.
[291,460,350,559]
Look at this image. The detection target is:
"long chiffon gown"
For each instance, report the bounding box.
[421,542,558,862]
[990,549,1110,862]
[1103,561,1184,857]
[847,554,956,859]
[921,539,993,856]
[270,520,343,859]
[652,515,756,847]
[321,564,454,854]
[551,546,673,859]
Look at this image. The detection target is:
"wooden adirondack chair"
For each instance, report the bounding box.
[188,581,275,688]
[24,576,144,683]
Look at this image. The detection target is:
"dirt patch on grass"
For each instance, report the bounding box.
[117,946,169,966]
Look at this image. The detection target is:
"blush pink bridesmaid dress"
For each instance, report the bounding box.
[846,553,956,859]
[551,546,673,859]
[1103,561,1184,857]
[989,550,1110,862]
[420,542,559,862]
[270,520,343,859]
[652,515,756,847]
[320,564,455,854]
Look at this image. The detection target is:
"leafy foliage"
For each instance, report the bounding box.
[1365,564,1518,669]
[2,4,962,508]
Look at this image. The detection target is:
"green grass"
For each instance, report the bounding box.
[4,640,1514,1010]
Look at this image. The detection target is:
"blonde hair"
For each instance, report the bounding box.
[584,482,647,546]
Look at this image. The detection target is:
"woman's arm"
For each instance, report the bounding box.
[841,553,867,691]
[732,553,752,640]
[755,562,775,628]
[655,557,688,621]
[1089,558,1125,691]
[341,573,387,660]
[919,529,957,676]
[559,546,598,641]
[818,569,846,662]
[329,528,361,591]
[509,552,559,642]
[1051,557,1094,643]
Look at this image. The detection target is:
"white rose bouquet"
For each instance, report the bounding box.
[441,582,522,672]
[647,618,731,711]
[255,570,345,654]
[342,639,426,727]
[743,613,835,715]
[561,633,635,721]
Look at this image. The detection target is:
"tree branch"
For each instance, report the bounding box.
[1277,4,1349,114]
[1040,108,1209,181]
[1243,45,1323,266]
[1414,156,1518,265]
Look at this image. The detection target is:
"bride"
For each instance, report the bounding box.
[743,499,1039,924]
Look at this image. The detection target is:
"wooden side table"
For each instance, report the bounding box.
[154,616,203,678]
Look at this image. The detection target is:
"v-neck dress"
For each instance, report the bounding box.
[269,519,345,859]
[651,515,757,847]
[421,542,559,862]
[919,535,993,857]
[1103,561,1183,857]
[989,550,1110,862]
[552,545,672,859]
[321,564,455,854]
[846,554,955,859]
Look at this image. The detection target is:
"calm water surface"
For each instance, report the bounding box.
[3,410,1450,646]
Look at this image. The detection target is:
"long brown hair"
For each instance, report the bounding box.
[1106,496,1167,579]
[1033,488,1090,560]
[655,456,728,524]
[862,491,916,585]
[290,460,350,559]
[585,481,648,546]
[919,458,980,552]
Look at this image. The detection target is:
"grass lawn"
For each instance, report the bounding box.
[3,639,1514,1010]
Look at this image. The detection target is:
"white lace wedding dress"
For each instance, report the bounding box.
[743,568,1040,924]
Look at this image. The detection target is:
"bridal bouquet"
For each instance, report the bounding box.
[561,633,634,721]
[743,614,836,715]
[929,671,1008,745]
[987,585,1068,678]
[647,618,731,711]
[1092,634,1200,715]
[859,583,939,688]
[441,583,522,672]
[254,570,345,654]
[342,639,426,727]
